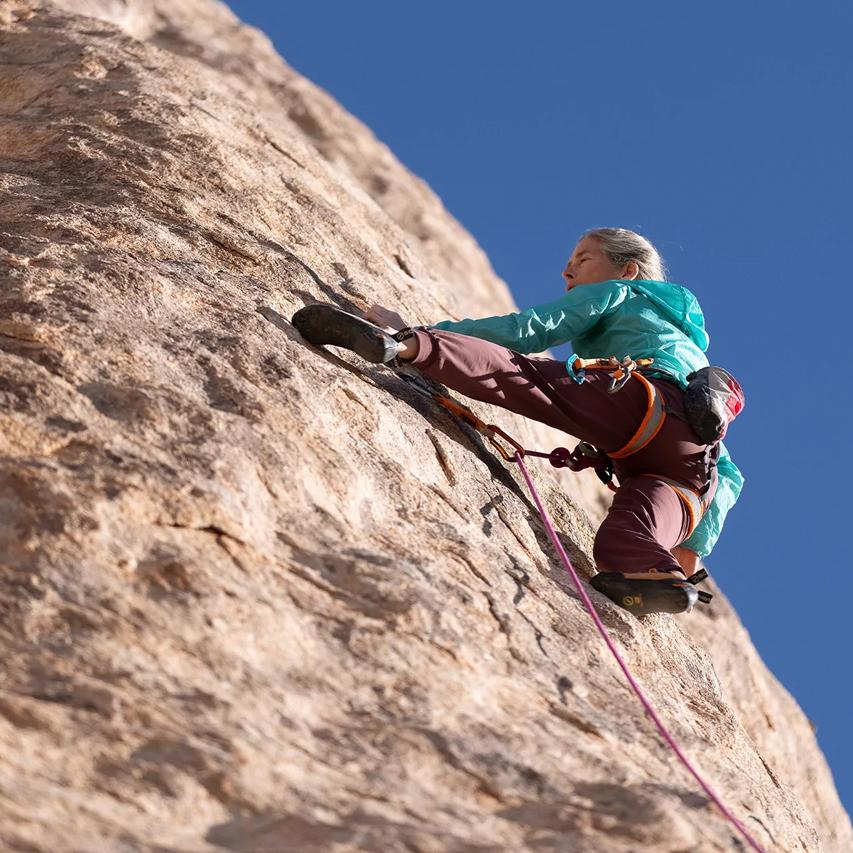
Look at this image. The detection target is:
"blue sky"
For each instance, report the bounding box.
[227,1,853,815]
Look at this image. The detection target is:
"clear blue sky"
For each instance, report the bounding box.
[227,0,853,815]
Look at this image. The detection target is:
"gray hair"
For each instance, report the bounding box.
[584,227,668,282]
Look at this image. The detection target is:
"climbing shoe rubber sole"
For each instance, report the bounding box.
[292,304,402,364]
[590,572,703,615]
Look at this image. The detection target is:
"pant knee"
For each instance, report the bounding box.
[593,528,621,572]
[593,512,680,574]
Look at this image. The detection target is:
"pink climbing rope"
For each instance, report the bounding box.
[513,451,768,853]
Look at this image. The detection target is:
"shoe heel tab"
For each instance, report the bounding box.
[687,568,709,586]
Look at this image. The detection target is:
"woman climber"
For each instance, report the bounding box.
[292,227,744,616]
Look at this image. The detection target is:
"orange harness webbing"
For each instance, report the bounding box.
[643,475,707,539]
[609,372,667,458]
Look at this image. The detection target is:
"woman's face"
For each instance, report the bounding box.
[562,236,636,291]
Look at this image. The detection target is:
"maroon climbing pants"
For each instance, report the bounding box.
[410,329,717,575]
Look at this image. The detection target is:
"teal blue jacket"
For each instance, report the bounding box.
[432,279,743,558]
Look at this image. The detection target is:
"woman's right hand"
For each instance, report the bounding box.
[363,303,408,333]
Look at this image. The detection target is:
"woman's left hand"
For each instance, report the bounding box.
[363,303,408,333]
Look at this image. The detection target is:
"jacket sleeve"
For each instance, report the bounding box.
[680,442,744,558]
[431,281,629,355]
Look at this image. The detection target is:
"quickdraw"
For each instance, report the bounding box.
[429,394,525,462]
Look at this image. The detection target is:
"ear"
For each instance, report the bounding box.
[622,260,640,281]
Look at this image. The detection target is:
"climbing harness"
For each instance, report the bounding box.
[431,355,711,539]
[415,379,767,852]
[569,357,715,537]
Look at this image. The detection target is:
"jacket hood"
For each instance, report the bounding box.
[630,280,710,351]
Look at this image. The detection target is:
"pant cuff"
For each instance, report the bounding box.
[407,329,441,371]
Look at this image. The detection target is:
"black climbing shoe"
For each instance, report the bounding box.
[292,304,402,364]
[590,569,713,616]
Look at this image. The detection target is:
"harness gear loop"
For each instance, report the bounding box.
[572,355,655,393]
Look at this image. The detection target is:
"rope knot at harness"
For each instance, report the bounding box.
[523,442,617,492]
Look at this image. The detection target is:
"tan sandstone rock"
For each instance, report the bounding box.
[0,1,850,851]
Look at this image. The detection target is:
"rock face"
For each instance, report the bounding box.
[0,1,850,851]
